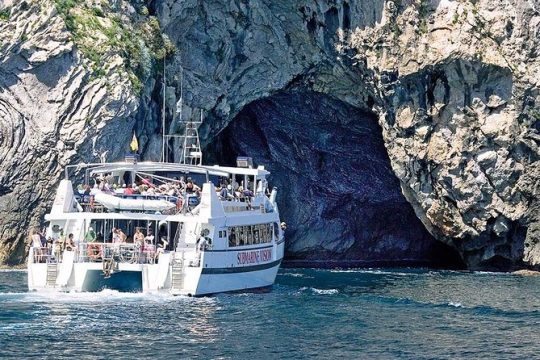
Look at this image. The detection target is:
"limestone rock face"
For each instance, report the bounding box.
[344,0,540,269]
[1,0,539,270]
[0,1,140,264]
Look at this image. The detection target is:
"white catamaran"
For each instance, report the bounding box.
[27,108,285,296]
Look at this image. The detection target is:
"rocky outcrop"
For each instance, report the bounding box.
[342,0,540,269]
[1,0,539,270]
[0,0,148,264]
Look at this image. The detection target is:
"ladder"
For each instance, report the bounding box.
[163,107,204,164]
[46,263,58,287]
[170,259,185,292]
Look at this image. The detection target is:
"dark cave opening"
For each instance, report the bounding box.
[205,91,465,269]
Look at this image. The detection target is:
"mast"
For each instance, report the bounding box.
[161,57,166,162]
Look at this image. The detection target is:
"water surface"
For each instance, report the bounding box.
[1,268,539,359]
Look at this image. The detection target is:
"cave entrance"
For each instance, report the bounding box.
[205,91,464,269]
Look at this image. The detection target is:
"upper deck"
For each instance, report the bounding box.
[49,160,277,221]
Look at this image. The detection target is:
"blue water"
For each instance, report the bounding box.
[1,268,539,359]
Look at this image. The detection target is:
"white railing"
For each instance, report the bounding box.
[31,243,159,264]
[79,242,158,264]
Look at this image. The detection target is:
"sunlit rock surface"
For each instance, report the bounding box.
[1,0,540,270]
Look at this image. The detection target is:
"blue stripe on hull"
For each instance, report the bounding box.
[201,259,282,274]
[82,270,142,292]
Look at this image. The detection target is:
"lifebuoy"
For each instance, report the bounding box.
[87,244,102,260]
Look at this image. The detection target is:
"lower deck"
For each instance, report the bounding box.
[27,241,284,296]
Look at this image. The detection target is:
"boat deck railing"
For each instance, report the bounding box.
[31,243,160,265]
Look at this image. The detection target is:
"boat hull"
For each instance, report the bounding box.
[27,254,283,296]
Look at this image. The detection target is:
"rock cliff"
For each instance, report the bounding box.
[0,0,539,270]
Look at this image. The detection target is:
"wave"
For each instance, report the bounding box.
[279,272,305,277]
[328,269,416,276]
[0,269,27,273]
[298,286,339,295]
[0,289,216,304]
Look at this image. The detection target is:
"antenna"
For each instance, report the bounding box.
[161,56,166,162]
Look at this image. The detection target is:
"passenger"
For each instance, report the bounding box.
[196,236,207,252]
[66,233,75,251]
[227,184,234,200]
[236,186,245,201]
[142,176,154,188]
[185,180,195,194]
[39,229,47,248]
[105,173,114,186]
[124,183,135,195]
[53,233,65,262]
[144,229,155,246]
[134,228,144,247]
[29,228,42,262]
[118,228,127,243]
[85,227,96,243]
[219,184,228,200]
[77,184,84,195]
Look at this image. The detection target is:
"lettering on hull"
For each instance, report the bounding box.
[237,249,273,265]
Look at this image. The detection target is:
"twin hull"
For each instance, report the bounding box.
[28,243,284,296]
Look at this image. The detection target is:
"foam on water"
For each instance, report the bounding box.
[329,268,417,276]
[311,288,339,295]
[0,289,217,305]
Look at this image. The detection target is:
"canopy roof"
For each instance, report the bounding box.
[65,161,270,179]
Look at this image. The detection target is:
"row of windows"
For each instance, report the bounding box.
[228,224,275,247]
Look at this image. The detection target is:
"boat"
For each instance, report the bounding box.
[27,159,285,296]
[27,94,285,295]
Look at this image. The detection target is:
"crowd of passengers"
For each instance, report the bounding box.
[76,173,260,202]
[29,225,168,263]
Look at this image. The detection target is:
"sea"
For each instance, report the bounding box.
[1,268,539,359]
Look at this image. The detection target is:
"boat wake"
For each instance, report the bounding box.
[0,289,203,304]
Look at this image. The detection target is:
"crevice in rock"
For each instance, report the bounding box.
[205,90,465,269]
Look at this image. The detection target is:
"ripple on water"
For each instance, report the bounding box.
[1,268,540,359]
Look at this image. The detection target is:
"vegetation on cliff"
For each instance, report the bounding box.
[54,0,175,92]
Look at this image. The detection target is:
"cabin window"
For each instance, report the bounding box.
[229,228,236,247]
[227,223,273,247]
[236,226,242,246]
[260,224,267,243]
[253,226,260,244]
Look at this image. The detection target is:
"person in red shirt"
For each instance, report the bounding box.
[124,184,135,195]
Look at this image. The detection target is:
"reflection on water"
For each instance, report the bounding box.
[1,269,540,359]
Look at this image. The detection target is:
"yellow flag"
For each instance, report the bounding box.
[130,132,138,152]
